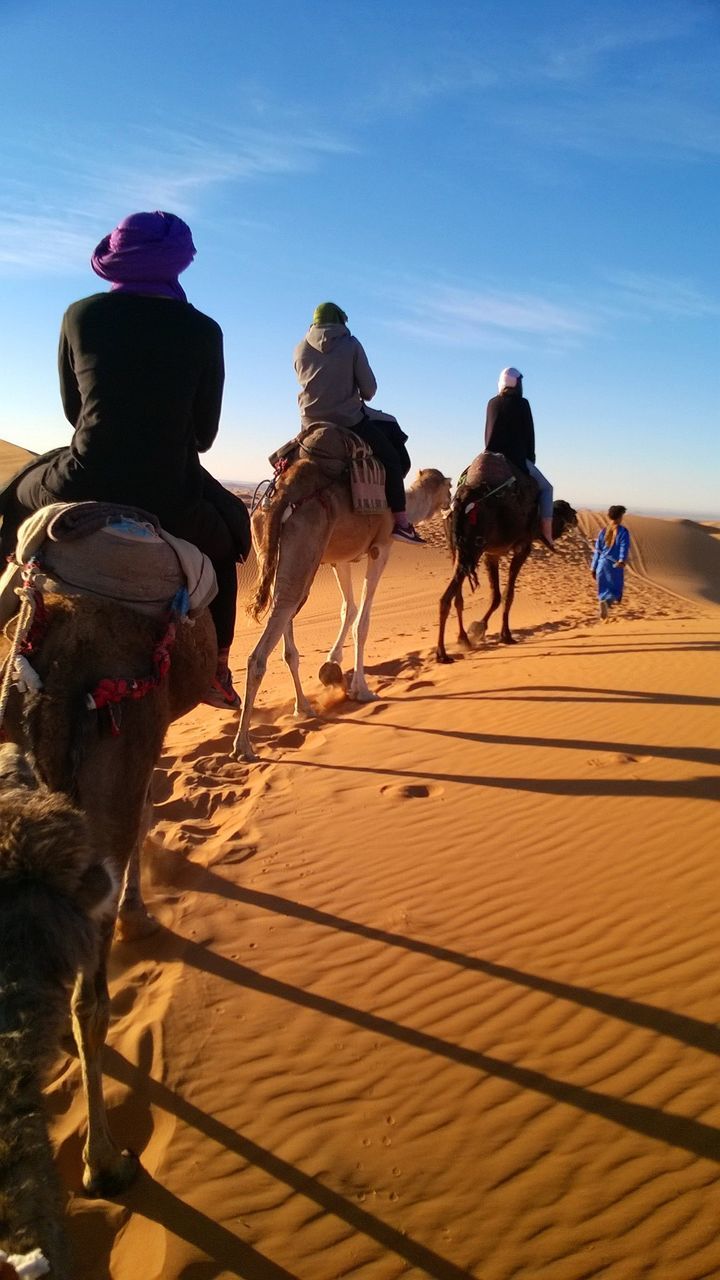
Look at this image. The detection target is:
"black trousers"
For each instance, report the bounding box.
[2,456,246,651]
[350,418,407,513]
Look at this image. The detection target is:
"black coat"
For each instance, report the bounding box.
[46,291,224,527]
[484,392,536,473]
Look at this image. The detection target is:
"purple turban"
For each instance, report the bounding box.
[91,211,196,302]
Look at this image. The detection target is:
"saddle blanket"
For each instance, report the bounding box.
[0,501,217,629]
[459,451,536,497]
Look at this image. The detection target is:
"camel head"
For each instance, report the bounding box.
[413,469,453,510]
[552,500,578,539]
[0,744,118,929]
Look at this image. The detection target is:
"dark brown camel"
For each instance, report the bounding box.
[0,743,116,1279]
[437,457,577,663]
[0,592,216,1198]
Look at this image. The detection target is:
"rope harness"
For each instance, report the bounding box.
[0,560,44,736]
[0,555,185,739]
[461,476,517,524]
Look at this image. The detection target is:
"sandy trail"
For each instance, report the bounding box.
[24,502,720,1278]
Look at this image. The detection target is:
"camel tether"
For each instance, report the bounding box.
[233,423,451,761]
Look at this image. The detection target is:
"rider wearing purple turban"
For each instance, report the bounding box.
[2,211,249,708]
[90,210,197,301]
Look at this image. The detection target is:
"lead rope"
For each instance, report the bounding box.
[0,564,43,736]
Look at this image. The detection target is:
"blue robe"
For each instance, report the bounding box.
[592,526,630,602]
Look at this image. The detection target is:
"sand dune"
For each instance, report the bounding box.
[32,507,718,1280]
[579,510,720,608]
[0,438,37,487]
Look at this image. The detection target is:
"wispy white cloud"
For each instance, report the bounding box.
[536,5,710,83]
[0,116,354,274]
[603,270,720,319]
[381,282,596,353]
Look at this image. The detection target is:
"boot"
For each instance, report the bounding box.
[539,516,555,551]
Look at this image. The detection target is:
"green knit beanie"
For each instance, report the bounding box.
[313,301,348,326]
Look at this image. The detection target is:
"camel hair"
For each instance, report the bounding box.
[233,461,451,762]
[1,593,216,1198]
[0,743,117,1280]
[436,488,577,663]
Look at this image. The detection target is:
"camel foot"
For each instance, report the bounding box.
[457,633,472,650]
[116,907,159,944]
[82,1149,141,1199]
[231,742,259,764]
[467,620,488,647]
[500,633,517,646]
[436,650,454,664]
[318,661,345,688]
[349,685,379,703]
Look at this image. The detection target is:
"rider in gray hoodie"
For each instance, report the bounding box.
[293,302,424,543]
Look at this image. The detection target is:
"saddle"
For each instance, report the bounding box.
[457,451,538,503]
[269,424,388,514]
[0,501,217,630]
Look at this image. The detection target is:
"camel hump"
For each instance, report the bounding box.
[462,450,532,493]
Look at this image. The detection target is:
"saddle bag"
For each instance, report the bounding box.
[349,455,387,514]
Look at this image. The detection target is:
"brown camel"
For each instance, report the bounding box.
[0,592,216,1198]
[0,743,117,1279]
[233,437,451,761]
[437,456,577,662]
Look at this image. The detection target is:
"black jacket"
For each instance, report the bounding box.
[45,292,224,526]
[484,392,536,472]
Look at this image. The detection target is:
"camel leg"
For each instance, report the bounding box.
[116,786,159,942]
[475,557,502,643]
[283,618,314,718]
[232,601,298,762]
[326,562,357,669]
[438,561,467,663]
[500,546,531,644]
[348,542,391,701]
[455,579,470,648]
[72,922,139,1197]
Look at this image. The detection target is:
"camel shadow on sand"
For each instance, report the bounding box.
[107,923,720,1160]
[63,909,720,1277]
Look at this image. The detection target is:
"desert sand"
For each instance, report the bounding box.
[1,441,718,1277]
[30,500,716,1280]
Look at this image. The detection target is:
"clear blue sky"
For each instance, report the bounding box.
[1,0,718,514]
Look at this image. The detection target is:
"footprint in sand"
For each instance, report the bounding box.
[380,782,444,800]
[406,680,436,691]
[587,752,651,767]
[273,728,307,748]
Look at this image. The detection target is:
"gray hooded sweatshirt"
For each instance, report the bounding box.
[293,323,378,429]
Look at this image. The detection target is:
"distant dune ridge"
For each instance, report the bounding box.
[1,437,719,1277]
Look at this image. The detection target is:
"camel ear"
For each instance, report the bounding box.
[76,861,118,920]
[0,744,38,793]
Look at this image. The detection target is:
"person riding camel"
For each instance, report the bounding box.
[484,367,555,550]
[0,211,249,709]
[293,302,424,544]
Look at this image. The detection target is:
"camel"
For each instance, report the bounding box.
[436,454,577,663]
[0,743,117,1279]
[232,439,451,761]
[0,589,216,1199]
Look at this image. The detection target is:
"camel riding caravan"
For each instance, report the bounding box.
[233,421,451,761]
[436,450,577,663]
